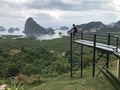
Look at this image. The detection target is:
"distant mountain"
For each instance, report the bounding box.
[46,28,55,34]
[112,21,120,32]
[68,20,120,33]
[0,26,6,32]
[60,26,69,30]
[108,22,116,28]
[8,27,19,33]
[23,17,48,34]
[68,21,120,33]
[76,21,107,32]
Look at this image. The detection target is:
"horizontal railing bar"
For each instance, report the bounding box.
[74,32,120,49]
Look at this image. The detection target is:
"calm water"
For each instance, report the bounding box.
[0,30,69,40]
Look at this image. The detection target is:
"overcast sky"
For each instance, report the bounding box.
[0,0,120,30]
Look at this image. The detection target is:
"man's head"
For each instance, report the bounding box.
[73,24,75,26]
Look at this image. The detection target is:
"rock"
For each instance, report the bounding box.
[0,84,7,90]
[23,17,48,34]
[59,32,63,34]
[60,26,69,30]
[0,26,6,32]
[8,27,19,33]
[46,28,55,34]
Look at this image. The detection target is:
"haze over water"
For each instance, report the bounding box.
[0,30,69,40]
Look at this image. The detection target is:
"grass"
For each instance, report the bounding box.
[24,64,117,90]
[26,74,114,90]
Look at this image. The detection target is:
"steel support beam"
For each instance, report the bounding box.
[106,33,110,68]
[80,31,83,77]
[70,33,73,78]
[93,34,96,77]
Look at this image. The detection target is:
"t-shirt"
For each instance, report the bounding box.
[73,27,77,33]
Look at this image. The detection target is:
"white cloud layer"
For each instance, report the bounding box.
[0,0,119,30]
[109,0,120,20]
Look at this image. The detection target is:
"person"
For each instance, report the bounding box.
[72,24,78,40]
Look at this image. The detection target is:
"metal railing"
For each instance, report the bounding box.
[75,31,120,51]
[70,31,120,78]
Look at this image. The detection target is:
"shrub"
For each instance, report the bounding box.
[33,75,40,84]
[16,73,26,84]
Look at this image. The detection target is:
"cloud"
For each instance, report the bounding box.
[2,0,112,11]
[0,0,118,29]
[21,0,112,11]
[109,0,120,20]
[24,0,72,10]
[80,0,112,11]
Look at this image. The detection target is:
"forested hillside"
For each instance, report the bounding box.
[0,36,72,78]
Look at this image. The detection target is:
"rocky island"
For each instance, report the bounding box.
[23,17,48,34]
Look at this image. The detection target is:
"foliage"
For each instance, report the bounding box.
[0,35,118,89]
[0,36,72,78]
[0,35,116,79]
[7,83,25,90]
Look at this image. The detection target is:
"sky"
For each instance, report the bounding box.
[0,0,120,30]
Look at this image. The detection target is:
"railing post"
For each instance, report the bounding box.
[70,32,73,78]
[116,36,119,51]
[106,33,110,68]
[93,34,96,77]
[108,33,110,45]
[80,31,83,77]
[81,31,83,39]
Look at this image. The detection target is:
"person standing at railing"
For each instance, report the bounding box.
[72,24,78,40]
